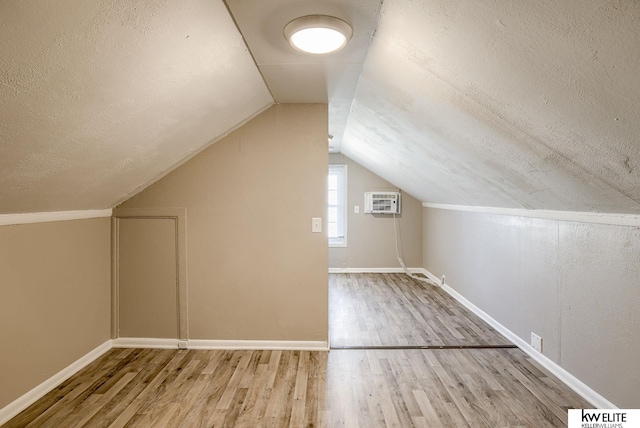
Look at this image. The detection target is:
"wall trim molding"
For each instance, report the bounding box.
[112,337,181,349]
[112,338,329,351]
[188,340,329,351]
[422,203,640,227]
[0,340,112,426]
[0,209,113,226]
[329,267,424,274]
[414,268,443,285]
[418,268,617,409]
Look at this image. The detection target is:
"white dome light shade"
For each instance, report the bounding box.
[290,27,346,54]
[284,15,353,54]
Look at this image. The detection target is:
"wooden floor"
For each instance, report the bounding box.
[329,273,512,348]
[4,273,590,427]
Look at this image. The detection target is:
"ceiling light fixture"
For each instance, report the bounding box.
[284,15,353,54]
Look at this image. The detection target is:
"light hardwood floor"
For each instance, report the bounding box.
[3,273,590,427]
[330,273,512,348]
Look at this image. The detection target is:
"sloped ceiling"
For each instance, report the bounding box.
[224,0,382,155]
[0,0,272,214]
[2,0,640,215]
[342,0,640,213]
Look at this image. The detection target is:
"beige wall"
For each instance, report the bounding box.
[423,207,640,408]
[329,153,423,269]
[119,104,329,341]
[0,218,111,409]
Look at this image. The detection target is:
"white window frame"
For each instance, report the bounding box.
[328,164,347,247]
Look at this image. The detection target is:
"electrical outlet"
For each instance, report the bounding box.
[440,274,446,285]
[531,332,543,353]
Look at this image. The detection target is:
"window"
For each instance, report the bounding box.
[328,164,347,247]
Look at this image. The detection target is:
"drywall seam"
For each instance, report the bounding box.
[113,338,329,351]
[0,209,113,226]
[422,203,640,227]
[0,340,113,426]
[416,268,617,409]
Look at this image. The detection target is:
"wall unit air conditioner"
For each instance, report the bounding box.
[364,192,401,214]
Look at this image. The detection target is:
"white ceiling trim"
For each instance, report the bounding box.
[423,203,640,227]
[0,209,112,226]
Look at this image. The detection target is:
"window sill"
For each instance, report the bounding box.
[329,239,347,248]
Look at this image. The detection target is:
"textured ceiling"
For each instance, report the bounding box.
[0,0,272,214]
[342,0,640,213]
[2,0,640,215]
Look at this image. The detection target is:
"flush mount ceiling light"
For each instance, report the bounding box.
[284,15,353,54]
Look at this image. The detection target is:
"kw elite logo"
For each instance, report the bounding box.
[568,409,640,428]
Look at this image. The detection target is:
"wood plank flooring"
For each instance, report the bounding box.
[3,273,590,427]
[330,273,512,347]
[326,348,589,427]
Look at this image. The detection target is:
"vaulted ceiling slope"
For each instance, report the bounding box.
[2,1,640,216]
[0,0,272,214]
[342,0,640,213]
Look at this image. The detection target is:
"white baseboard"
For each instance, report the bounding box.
[0,340,112,426]
[421,269,617,409]
[415,268,441,283]
[188,340,329,351]
[112,337,329,351]
[112,337,181,349]
[5,272,612,424]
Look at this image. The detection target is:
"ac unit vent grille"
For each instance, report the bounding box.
[364,192,401,214]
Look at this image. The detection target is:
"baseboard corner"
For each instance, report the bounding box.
[0,340,113,426]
